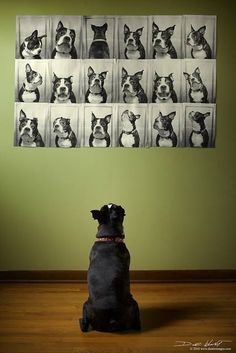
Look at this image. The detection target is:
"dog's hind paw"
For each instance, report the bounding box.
[79,318,89,332]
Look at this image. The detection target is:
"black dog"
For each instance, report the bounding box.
[186,25,212,59]
[51,21,77,59]
[50,73,76,103]
[152,72,177,103]
[89,113,111,147]
[124,24,145,59]
[152,22,177,59]
[89,23,110,59]
[85,66,107,103]
[53,117,77,148]
[183,67,208,103]
[18,109,45,147]
[20,30,47,59]
[80,203,141,332]
[121,68,147,103]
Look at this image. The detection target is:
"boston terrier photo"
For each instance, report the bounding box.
[18,63,42,103]
[18,109,45,147]
[85,66,107,103]
[121,68,147,103]
[80,203,141,332]
[89,23,110,59]
[20,30,47,59]
[53,117,77,148]
[50,73,76,103]
[186,25,212,59]
[89,112,111,147]
[188,111,210,147]
[183,67,208,103]
[124,25,145,59]
[152,22,177,59]
[51,21,77,59]
[119,110,140,147]
[152,72,177,103]
[153,111,177,147]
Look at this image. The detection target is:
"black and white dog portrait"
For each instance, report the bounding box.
[118,17,148,59]
[14,103,48,147]
[80,203,141,332]
[151,16,182,59]
[18,63,43,102]
[117,105,147,147]
[182,60,216,103]
[50,73,76,103]
[16,16,48,59]
[51,21,77,59]
[82,105,114,147]
[49,105,79,148]
[184,15,216,59]
[84,17,115,58]
[183,67,208,103]
[184,103,216,148]
[85,66,107,103]
[150,104,182,147]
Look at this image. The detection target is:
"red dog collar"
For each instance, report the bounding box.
[96,237,124,243]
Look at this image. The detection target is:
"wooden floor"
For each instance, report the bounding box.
[0,283,235,353]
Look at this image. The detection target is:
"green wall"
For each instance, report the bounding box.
[0,0,235,271]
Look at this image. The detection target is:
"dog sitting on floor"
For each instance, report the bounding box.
[80,203,141,332]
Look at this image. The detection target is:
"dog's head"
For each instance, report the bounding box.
[189,111,210,131]
[53,117,72,137]
[124,24,143,51]
[19,109,39,143]
[186,25,206,47]
[91,113,111,139]
[183,67,203,90]
[87,66,107,94]
[25,63,42,88]
[153,72,174,101]
[121,110,140,133]
[91,203,125,226]
[55,21,76,54]
[121,68,144,96]
[23,30,47,57]
[91,23,108,40]
[153,111,176,133]
[152,22,175,52]
[52,73,73,101]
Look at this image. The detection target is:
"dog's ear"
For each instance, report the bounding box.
[135,114,141,120]
[168,111,176,121]
[91,24,96,33]
[122,67,128,78]
[25,63,32,73]
[67,75,73,83]
[203,112,211,119]
[158,111,163,118]
[183,72,189,80]
[135,70,144,80]
[102,23,108,31]
[39,34,47,39]
[104,115,112,124]
[32,117,38,125]
[169,73,174,81]
[91,210,101,220]
[52,72,58,82]
[124,24,130,34]
[191,25,195,32]
[91,112,96,122]
[88,66,94,76]
[100,71,108,79]
[166,25,175,36]
[31,30,38,38]
[19,109,26,121]
[117,206,126,218]
[57,21,64,32]
[194,67,200,75]
[136,27,144,36]
[152,22,159,33]
[154,71,161,81]
[198,26,206,36]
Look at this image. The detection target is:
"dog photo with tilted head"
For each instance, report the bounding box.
[85,66,107,103]
[121,68,147,103]
[89,113,111,147]
[18,109,45,147]
[18,63,43,103]
[153,111,177,147]
[89,23,110,59]
[188,111,210,147]
[152,22,177,59]
[119,110,140,147]
[124,25,145,59]
[51,21,77,59]
[80,203,141,332]
[53,117,77,148]
[20,30,47,59]
[183,67,208,103]
[186,25,212,59]
[50,73,76,103]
